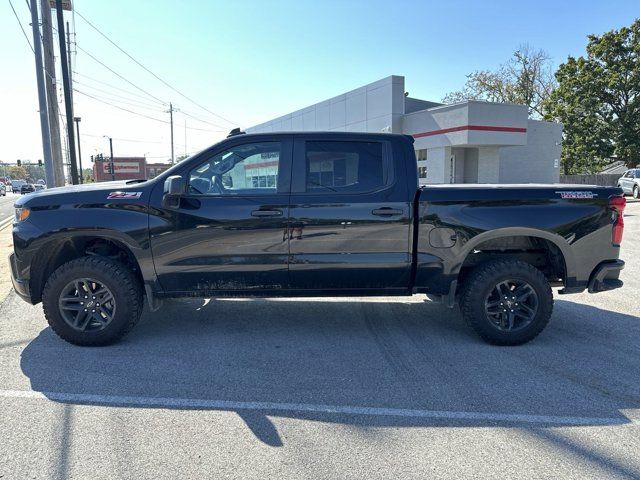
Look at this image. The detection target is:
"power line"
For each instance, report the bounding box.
[82,132,185,147]
[73,71,166,106]
[74,43,166,104]
[145,149,200,159]
[8,0,34,53]
[75,9,237,127]
[177,108,227,130]
[74,89,171,124]
[73,80,166,111]
[75,89,223,133]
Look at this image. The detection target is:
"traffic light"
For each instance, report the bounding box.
[90,155,94,162]
[38,159,43,167]
[16,159,21,167]
[107,163,114,175]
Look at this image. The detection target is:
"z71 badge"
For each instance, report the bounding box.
[107,191,143,200]
[556,191,598,199]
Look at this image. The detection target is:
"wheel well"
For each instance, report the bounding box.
[30,236,143,303]
[459,235,566,289]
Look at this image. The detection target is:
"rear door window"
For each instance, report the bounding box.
[303,141,391,194]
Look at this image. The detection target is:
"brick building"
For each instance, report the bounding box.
[145,162,172,179]
[93,157,146,182]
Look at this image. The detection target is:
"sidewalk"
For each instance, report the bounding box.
[0,221,14,302]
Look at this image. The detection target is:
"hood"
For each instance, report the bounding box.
[15,179,152,207]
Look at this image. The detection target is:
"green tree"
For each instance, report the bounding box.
[443,44,556,118]
[7,165,28,180]
[545,19,640,173]
[82,168,94,183]
[24,164,45,182]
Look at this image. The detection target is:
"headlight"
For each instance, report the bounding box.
[15,207,30,222]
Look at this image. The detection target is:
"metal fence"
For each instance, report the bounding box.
[559,174,621,187]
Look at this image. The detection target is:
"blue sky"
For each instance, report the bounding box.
[1,0,638,162]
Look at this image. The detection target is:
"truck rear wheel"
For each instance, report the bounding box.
[42,256,143,346]
[460,259,553,345]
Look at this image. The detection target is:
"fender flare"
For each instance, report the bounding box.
[28,227,155,300]
[454,227,576,281]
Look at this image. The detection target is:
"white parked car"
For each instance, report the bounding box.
[617,168,640,199]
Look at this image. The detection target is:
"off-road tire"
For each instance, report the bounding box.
[42,256,143,346]
[461,259,553,346]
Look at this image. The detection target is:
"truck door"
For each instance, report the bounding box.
[288,135,413,292]
[149,137,292,293]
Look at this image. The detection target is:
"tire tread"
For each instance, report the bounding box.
[42,256,143,346]
[461,259,553,346]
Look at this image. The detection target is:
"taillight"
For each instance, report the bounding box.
[609,195,626,246]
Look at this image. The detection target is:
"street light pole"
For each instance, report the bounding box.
[74,117,83,183]
[169,102,174,164]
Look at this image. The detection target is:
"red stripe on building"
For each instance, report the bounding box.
[244,160,279,169]
[413,125,527,138]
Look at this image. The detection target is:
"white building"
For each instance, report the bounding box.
[247,75,562,184]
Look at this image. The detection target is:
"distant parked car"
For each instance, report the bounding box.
[34,184,46,192]
[0,182,6,196]
[617,169,640,199]
[20,183,35,195]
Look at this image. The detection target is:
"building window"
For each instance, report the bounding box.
[416,149,427,161]
[418,166,427,179]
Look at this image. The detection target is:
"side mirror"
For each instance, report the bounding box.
[164,175,186,196]
[163,175,185,208]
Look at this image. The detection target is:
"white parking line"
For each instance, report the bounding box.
[0,216,12,230]
[0,389,636,427]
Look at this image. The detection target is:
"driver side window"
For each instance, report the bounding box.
[189,141,281,196]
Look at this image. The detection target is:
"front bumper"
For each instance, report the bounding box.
[8,253,32,303]
[588,259,625,293]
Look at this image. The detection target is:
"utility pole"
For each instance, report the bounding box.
[66,21,74,107]
[30,0,55,188]
[168,102,175,164]
[74,117,83,183]
[40,0,65,187]
[54,0,79,185]
[108,137,115,181]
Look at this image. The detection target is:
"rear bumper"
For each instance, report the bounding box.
[588,260,625,293]
[8,253,33,303]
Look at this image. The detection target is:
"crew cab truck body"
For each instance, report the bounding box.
[9,132,626,346]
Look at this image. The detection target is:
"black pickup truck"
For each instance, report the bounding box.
[9,131,626,346]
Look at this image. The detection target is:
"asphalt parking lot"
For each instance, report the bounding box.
[0,202,639,479]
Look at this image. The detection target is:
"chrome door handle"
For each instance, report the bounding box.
[251,209,282,217]
[372,208,403,216]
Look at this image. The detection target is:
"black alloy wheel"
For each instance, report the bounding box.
[58,278,116,332]
[484,279,539,332]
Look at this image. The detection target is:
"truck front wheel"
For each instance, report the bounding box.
[42,256,143,346]
[460,259,553,345]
